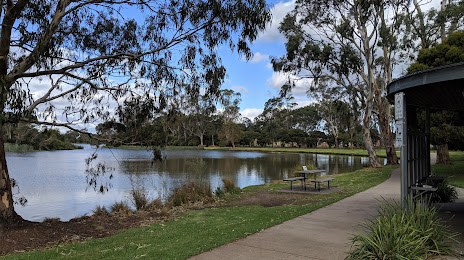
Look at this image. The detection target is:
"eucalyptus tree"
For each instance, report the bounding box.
[316,99,351,149]
[0,0,270,224]
[255,97,286,147]
[272,0,410,166]
[187,95,216,146]
[219,89,241,148]
[291,104,321,133]
[402,0,464,58]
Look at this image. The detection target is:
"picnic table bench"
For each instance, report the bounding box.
[283,177,305,190]
[311,178,335,191]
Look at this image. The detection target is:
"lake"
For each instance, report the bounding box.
[7,145,375,221]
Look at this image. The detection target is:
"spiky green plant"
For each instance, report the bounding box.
[347,199,458,259]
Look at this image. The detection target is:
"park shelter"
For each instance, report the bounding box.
[387,62,464,202]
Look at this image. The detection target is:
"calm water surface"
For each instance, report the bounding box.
[7,145,375,221]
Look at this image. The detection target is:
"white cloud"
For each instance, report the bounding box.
[258,0,296,42]
[266,71,311,97]
[240,108,263,120]
[232,85,250,94]
[266,63,273,69]
[250,52,269,63]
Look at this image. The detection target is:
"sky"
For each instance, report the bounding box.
[25,0,443,132]
[227,0,442,120]
[219,0,309,120]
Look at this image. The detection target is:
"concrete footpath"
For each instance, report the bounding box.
[190,169,401,260]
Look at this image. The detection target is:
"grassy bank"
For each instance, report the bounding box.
[104,145,205,150]
[4,165,397,259]
[432,151,464,188]
[205,146,399,158]
[5,142,83,152]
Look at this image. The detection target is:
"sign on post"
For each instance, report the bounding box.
[395,121,403,147]
[395,92,404,120]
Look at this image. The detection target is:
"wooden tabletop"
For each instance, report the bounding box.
[293,170,326,174]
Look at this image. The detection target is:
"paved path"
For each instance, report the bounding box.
[190,169,401,260]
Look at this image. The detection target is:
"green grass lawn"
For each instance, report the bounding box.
[432,151,464,188]
[205,146,399,158]
[3,165,396,260]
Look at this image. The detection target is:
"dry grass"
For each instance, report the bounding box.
[168,182,215,207]
[92,205,109,216]
[222,178,241,194]
[110,201,132,214]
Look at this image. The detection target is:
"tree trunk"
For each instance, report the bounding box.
[0,124,22,225]
[436,144,451,164]
[363,123,381,168]
[440,0,447,42]
[199,134,204,146]
[377,109,399,165]
[362,97,382,168]
[211,134,215,146]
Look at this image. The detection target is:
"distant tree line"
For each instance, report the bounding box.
[3,122,82,151]
[92,89,381,149]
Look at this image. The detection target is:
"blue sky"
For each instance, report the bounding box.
[219,0,313,119]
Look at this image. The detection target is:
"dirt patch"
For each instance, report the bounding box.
[0,210,172,256]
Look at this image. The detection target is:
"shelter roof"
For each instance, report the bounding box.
[387,62,464,110]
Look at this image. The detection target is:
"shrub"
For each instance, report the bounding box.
[110,201,132,213]
[168,182,214,207]
[146,198,164,210]
[347,199,457,259]
[130,188,149,210]
[214,186,225,198]
[429,180,458,203]
[92,205,109,216]
[222,178,241,194]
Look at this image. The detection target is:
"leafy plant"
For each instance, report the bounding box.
[347,199,458,259]
[430,180,458,203]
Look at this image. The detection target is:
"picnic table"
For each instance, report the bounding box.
[291,170,326,191]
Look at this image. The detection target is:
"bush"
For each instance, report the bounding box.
[146,198,164,210]
[110,201,132,213]
[214,186,226,198]
[130,188,149,210]
[222,178,241,194]
[347,199,457,259]
[92,205,109,216]
[4,143,35,152]
[168,182,214,207]
[430,180,458,203]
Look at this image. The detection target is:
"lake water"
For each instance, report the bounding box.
[7,145,375,221]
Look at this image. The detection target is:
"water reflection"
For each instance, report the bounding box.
[7,145,379,221]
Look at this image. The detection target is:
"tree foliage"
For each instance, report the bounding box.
[0,0,271,224]
[272,0,408,166]
[408,31,464,73]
